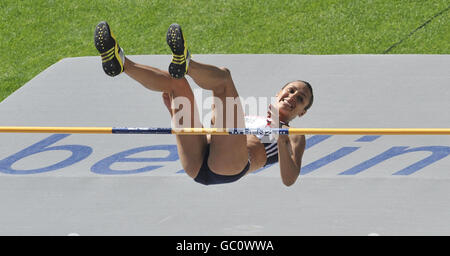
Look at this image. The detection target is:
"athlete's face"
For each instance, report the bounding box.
[275,81,311,122]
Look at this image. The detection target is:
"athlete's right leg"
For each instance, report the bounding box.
[124,60,207,178]
[124,57,176,93]
[94,21,206,178]
[125,60,207,178]
[159,83,207,178]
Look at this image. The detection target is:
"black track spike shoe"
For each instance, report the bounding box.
[166,23,190,79]
[94,21,124,77]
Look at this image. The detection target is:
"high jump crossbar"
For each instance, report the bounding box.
[0,127,449,135]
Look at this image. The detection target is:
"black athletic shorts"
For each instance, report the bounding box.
[194,144,250,185]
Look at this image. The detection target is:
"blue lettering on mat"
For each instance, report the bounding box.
[305,135,332,150]
[0,134,448,176]
[299,135,380,175]
[340,146,450,175]
[253,135,333,174]
[91,145,178,175]
[355,135,381,142]
[0,134,92,174]
[301,147,359,175]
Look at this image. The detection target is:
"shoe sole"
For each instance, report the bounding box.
[94,21,124,77]
[166,23,188,79]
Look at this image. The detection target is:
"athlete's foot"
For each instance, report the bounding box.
[94,21,125,77]
[166,23,190,79]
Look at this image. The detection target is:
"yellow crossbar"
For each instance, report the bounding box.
[0,126,113,134]
[0,126,449,135]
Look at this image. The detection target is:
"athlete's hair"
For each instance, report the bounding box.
[282,80,314,111]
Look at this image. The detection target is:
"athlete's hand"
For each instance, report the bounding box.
[268,104,289,128]
[268,104,290,143]
[267,104,281,127]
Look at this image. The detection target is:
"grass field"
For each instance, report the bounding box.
[0,0,449,102]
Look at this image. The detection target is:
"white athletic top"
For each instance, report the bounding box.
[245,116,279,165]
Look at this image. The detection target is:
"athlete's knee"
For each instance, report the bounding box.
[178,146,205,179]
[219,67,232,83]
[220,67,231,76]
[182,164,201,179]
[168,77,192,95]
[170,76,189,89]
[212,67,233,95]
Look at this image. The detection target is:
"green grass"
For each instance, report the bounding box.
[1,0,449,102]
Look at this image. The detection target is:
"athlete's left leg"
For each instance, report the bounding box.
[189,61,249,174]
[166,23,249,175]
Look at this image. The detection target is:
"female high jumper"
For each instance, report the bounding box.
[94,21,313,186]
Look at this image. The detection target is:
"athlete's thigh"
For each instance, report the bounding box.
[208,78,248,173]
[170,78,207,178]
